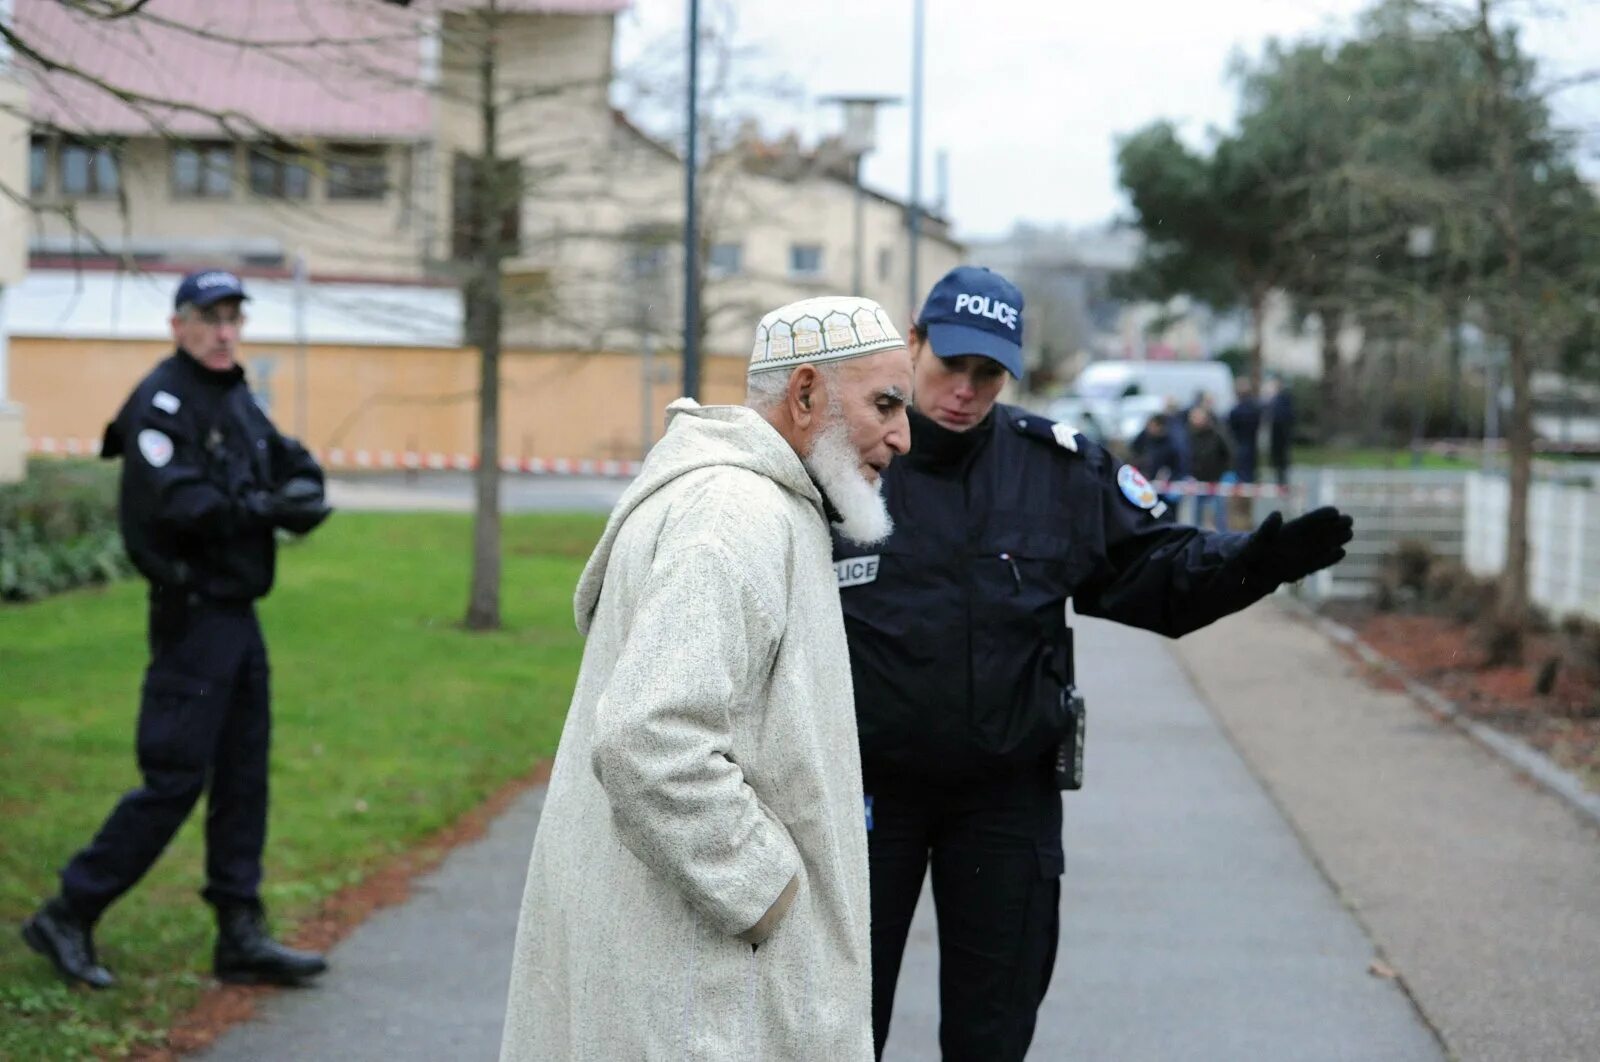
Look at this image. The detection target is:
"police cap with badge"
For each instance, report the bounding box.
[918,265,1026,378]
[174,269,250,311]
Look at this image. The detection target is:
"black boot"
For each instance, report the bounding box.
[21,898,117,990]
[213,901,327,985]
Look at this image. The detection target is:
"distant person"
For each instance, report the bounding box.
[22,271,333,990]
[1130,413,1180,482]
[499,296,913,1061]
[1161,396,1192,477]
[1188,406,1234,531]
[1226,379,1263,483]
[1226,379,1263,525]
[1265,375,1295,487]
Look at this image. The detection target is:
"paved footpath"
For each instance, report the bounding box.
[1176,602,1600,1062]
[198,598,1600,1061]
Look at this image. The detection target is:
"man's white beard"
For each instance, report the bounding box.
[804,412,893,547]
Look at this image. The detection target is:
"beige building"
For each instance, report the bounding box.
[520,116,962,356]
[9,0,963,461]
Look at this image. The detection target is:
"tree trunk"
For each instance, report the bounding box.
[1476,0,1531,625]
[1444,291,1465,437]
[1249,283,1267,392]
[464,1,503,631]
[1317,306,1343,444]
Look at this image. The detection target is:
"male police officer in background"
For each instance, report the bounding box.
[834,265,1354,1061]
[22,270,332,989]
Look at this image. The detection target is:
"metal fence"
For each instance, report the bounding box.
[1298,469,1469,601]
[1464,473,1600,622]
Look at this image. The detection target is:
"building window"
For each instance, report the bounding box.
[628,243,669,280]
[29,137,49,196]
[789,243,823,278]
[248,148,310,199]
[708,242,743,277]
[172,142,234,198]
[61,140,119,197]
[878,247,893,283]
[327,144,389,201]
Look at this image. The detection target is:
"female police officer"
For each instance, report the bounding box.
[833,266,1353,1060]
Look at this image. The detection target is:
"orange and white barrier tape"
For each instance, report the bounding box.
[1150,478,1296,499]
[24,438,644,479]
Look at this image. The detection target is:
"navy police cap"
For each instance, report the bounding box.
[174,270,249,311]
[915,265,1025,378]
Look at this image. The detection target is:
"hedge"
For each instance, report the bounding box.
[0,459,131,602]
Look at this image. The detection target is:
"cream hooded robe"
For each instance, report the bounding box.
[499,400,873,1062]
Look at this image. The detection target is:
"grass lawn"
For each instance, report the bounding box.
[0,511,604,1059]
[1292,445,1480,471]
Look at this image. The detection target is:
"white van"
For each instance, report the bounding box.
[1050,360,1237,443]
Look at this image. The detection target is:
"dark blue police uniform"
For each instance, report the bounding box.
[834,402,1280,1059]
[25,272,333,990]
[834,264,1352,1060]
[61,347,326,919]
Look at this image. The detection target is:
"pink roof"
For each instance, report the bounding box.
[16,0,630,141]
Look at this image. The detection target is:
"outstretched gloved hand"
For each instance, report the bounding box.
[1238,506,1354,586]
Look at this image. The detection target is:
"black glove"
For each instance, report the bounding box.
[1237,506,1354,586]
[269,476,332,535]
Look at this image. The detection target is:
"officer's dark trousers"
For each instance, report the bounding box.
[866,765,1064,1062]
[60,593,270,922]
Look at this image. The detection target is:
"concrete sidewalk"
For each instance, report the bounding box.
[202,610,1466,1060]
[1177,602,1600,1062]
[881,614,1439,1062]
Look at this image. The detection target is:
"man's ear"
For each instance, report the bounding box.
[788,364,821,431]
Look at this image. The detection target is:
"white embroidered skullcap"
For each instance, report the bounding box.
[748,296,905,376]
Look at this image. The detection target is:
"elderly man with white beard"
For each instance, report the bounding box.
[499,296,912,1062]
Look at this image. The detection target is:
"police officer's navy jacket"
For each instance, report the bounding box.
[834,404,1270,782]
[101,350,323,602]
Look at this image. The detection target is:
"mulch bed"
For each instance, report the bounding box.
[1325,606,1600,794]
[129,760,552,1060]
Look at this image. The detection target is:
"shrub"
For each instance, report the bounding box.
[0,460,131,602]
[1478,610,1526,669]
[1371,538,1436,612]
[1558,615,1600,682]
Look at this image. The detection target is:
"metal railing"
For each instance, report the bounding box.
[1297,468,1469,601]
[1464,473,1600,621]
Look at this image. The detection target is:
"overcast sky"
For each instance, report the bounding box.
[613,0,1600,240]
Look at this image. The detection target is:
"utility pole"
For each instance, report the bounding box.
[292,252,309,440]
[681,0,701,399]
[907,0,925,313]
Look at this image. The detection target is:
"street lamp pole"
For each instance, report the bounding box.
[1406,225,1436,468]
[681,0,701,400]
[907,0,925,313]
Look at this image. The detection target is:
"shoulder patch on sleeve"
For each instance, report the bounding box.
[1116,464,1161,511]
[1012,414,1082,455]
[152,390,181,414]
[137,429,174,468]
